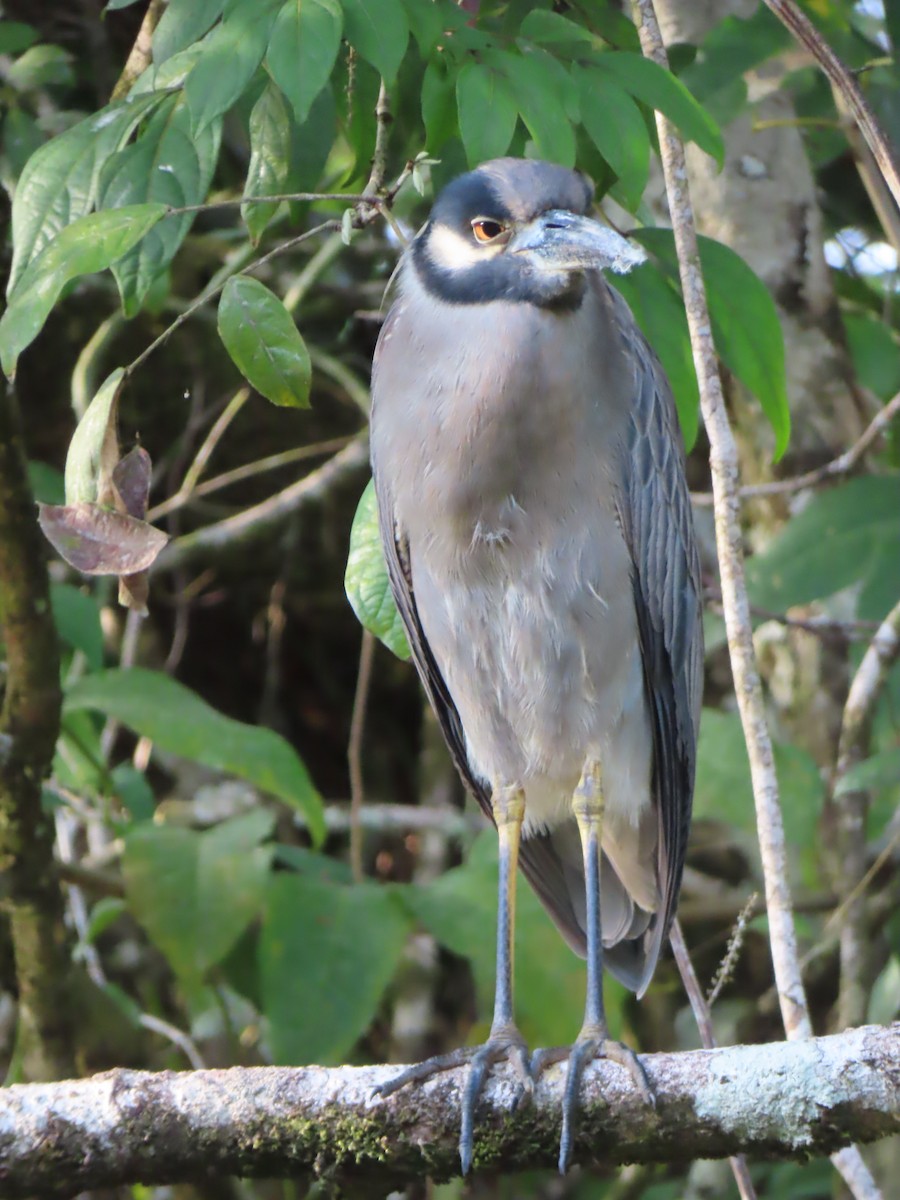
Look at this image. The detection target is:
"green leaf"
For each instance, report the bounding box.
[99,97,222,316]
[745,476,900,617]
[835,747,900,798]
[1,204,167,377]
[456,63,518,166]
[0,22,38,55]
[695,709,822,881]
[260,874,411,1063]
[867,956,900,1025]
[152,0,225,63]
[340,0,409,84]
[124,811,275,988]
[593,51,724,165]
[64,668,325,842]
[635,229,790,458]
[345,479,410,660]
[520,10,594,47]
[217,276,311,408]
[184,0,281,133]
[242,82,291,243]
[8,90,165,294]
[265,0,342,127]
[422,58,457,153]
[50,583,104,670]
[844,312,900,401]
[612,262,699,448]
[64,368,123,505]
[494,51,576,167]
[6,44,73,92]
[575,66,649,212]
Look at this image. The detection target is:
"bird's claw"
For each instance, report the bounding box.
[373,1028,532,1175]
[532,1033,654,1174]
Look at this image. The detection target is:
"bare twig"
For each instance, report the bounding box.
[153,435,370,573]
[832,598,900,1031]
[633,0,811,1042]
[0,1026,896,1195]
[125,221,342,377]
[763,0,900,213]
[669,921,757,1200]
[148,436,354,522]
[635,6,886,1194]
[110,0,164,101]
[348,630,376,883]
[692,390,900,506]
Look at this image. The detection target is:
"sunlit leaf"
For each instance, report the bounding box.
[8,90,164,294]
[65,669,325,841]
[64,368,124,505]
[100,96,222,316]
[1,204,167,376]
[345,479,410,660]
[217,276,311,408]
[184,0,281,133]
[241,82,291,244]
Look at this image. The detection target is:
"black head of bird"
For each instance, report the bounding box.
[370,157,703,1174]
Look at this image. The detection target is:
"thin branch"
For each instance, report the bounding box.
[153,435,370,573]
[669,921,757,1200]
[691,389,900,506]
[110,0,164,101]
[125,221,341,377]
[633,0,812,1045]
[833,598,900,1031]
[0,1025,896,1196]
[763,0,900,213]
[348,629,376,884]
[147,436,353,522]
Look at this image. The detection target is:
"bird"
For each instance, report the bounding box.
[369,157,703,1174]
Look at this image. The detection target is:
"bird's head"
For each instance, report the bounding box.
[412,157,646,308]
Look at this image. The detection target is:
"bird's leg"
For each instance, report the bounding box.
[533,759,653,1173]
[375,785,532,1174]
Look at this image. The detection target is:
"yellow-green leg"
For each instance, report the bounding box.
[376,784,532,1174]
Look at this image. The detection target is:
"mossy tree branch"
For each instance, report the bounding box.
[0,376,74,1081]
[0,1025,897,1196]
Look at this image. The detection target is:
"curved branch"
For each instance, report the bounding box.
[0,1026,896,1196]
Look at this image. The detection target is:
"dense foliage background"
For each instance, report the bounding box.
[0,0,898,1196]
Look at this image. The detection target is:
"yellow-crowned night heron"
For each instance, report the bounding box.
[370,158,703,1173]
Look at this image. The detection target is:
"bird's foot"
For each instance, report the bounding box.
[532,1029,654,1174]
[375,1025,533,1175]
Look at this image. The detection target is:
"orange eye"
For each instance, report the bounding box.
[472,219,506,243]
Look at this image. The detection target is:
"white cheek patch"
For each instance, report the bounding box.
[426,224,503,271]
